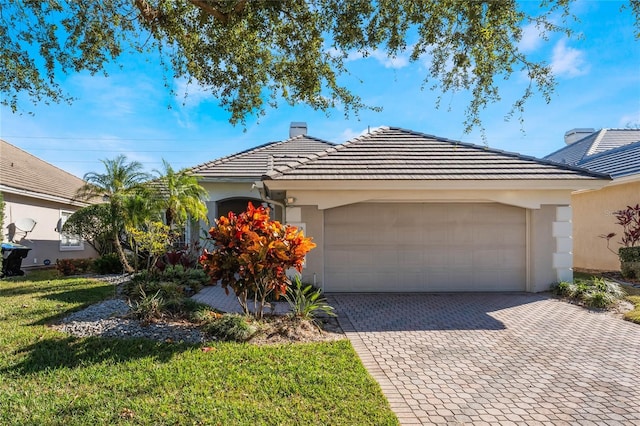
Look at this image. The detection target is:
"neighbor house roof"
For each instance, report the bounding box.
[576,141,640,179]
[190,135,334,180]
[543,128,640,178]
[0,140,89,204]
[263,127,608,181]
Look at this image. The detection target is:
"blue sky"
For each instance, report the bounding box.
[1,0,638,179]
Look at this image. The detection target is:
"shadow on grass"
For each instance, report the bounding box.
[4,334,195,376]
[0,278,108,298]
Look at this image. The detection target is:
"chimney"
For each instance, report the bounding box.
[289,122,307,138]
[564,128,595,145]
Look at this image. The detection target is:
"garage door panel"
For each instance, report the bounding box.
[324,203,526,292]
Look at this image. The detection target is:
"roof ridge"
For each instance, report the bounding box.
[586,129,608,157]
[190,134,334,172]
[578,139,640,164]
[264,127,610,180]
[264,126,392,178]
[387,127,611,178]
[1,139,86,182]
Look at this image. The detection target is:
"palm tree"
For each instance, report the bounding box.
[77,155,151,273]
[153,159,208,234]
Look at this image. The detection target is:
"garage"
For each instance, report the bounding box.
[324,202,527,292]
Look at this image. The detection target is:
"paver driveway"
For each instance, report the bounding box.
[329,293,640,425]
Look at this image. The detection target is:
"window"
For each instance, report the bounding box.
[59,210,83,251]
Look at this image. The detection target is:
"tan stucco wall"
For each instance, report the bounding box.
[572,180,640,272]
[2,193,97,269]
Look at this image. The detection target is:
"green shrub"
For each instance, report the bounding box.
[125,266,208,300]
[284,276,336,320]
[552,276,624,309]
[93,253,123,274]
[189,304,222,323]
[129,289,166,323]
[619,246,640,262]
[203,314,257,342]
[551,281,572,297]
[584,291,615,309]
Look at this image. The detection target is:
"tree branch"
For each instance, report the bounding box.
[189,0,229,23]
[133,0,160,23]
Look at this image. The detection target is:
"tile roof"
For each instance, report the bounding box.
[577,141,640,179]
[264,127,608,181]
[543,129,640,178]
[0,140,88,203]
[190,135,334,179]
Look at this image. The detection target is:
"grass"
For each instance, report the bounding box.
[0,272,398,425]
[623,285,640,324]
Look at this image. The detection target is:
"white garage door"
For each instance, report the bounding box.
[324,203,526,292]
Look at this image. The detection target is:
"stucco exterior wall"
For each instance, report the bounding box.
[572,180,640,272]
[529,205,558,291]
[2,193,97,269]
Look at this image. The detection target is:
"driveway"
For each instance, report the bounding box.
[329,293,640,425]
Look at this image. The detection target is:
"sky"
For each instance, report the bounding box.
[0,0,639,180]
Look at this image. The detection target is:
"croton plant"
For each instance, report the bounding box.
[200,202,316,318]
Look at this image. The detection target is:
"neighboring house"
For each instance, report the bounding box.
[190,122,334,237]
[0,140,97,270]
[544,128,640,272]
[259,127,609,293]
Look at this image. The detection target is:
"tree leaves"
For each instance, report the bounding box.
[1,0,619,131]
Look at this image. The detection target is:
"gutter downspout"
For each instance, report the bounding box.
[252,181,287,223]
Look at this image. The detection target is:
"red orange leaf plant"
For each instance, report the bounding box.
[199,202,316,319]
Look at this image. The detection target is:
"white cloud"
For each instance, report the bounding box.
[369,49,410,69]
[618,111,640,128]
[173,77,213,106]
[518,22,544,53]
[550,39,589,78]
[338,126,385,142]
[337,48,410,69]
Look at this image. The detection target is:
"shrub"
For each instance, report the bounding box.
[551,281,572,297]
[56,258,94,276]
[584,291,615,309]
[129,289,166,323]
[619,247,640,279]
[93,253,123,274]
[284,276,335,320]
[552,276,624,309]
[124,265,209,299]
[190,304,223,323]
[203,314,257,342]
[200,202,316,319]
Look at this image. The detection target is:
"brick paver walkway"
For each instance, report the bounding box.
[329,293,640,425]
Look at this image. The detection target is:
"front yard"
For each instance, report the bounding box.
[0,274,397,425]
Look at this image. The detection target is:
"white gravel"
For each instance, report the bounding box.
[51,275,207,344]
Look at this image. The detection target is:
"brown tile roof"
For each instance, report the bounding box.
[0,140,88,203]
[264,127,609,181]
[190,135,334,179]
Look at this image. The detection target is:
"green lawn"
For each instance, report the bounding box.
[0,273,397,425]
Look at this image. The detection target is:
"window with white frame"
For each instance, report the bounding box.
[59,210,83,250]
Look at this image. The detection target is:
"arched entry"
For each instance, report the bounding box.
[216,197,263,219]
[213,198,283,222]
